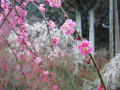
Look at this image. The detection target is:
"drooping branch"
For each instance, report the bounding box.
[60,6,107,90]
[0,7,13,28]
[31,2,53,51]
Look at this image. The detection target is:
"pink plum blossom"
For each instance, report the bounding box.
[27,51,33,56]
[25,0,34,3]
[48,20,55,30]
[60,19,76,35]
[34,57,42,64]
[9,20,15,28]
[48,0,61,8]
[16,65,21,72]
[39,4,46,12]
[78,40,93,56]
[52,37,60,46]
[97,84,105,90]
[0,31,2,35]
[43,71,49,75]
[17,53,23,60]
[53,85,58,90]
[22,2,27,7]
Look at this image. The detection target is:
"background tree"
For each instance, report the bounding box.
[114,0,120,55]
[109,0,114,59]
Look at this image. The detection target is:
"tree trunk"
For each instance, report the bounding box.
[76,7,82,36]
[109,0,114,59]
[89,9,95,57]
[114,0,120,55]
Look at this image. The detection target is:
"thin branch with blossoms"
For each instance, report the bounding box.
[60,5,106,90]
[1,35,18,63]
[0,7,13,28]
[1,10,38,57]
[13,29,38,57]
[12,0,38,54]
[4,0,47,55]
[0,0,58,89]
[1,24,42,90]
[5,1,37,56]
[1,13,37,61]
[0,1,38,89]
[3,2,38,57]
[1,34,30,88]
[1,24,49,89]
[31,2,53,51]
[11,6,38,55]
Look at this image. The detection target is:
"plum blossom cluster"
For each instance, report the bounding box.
[0,0,10,16]
[0,0,59,89]
[47,0,61,8]
[39,4,46,12]
[16,24,29,50]
[34,57,42,64]
[60,19,76,35]
[97,84,105,90]
[78,40,93,56]
[52,37,60,46]
[48,20,55,30]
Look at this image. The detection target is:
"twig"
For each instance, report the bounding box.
[31,2,53,51]
[1,34,30,88]
[0,7,13,28]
